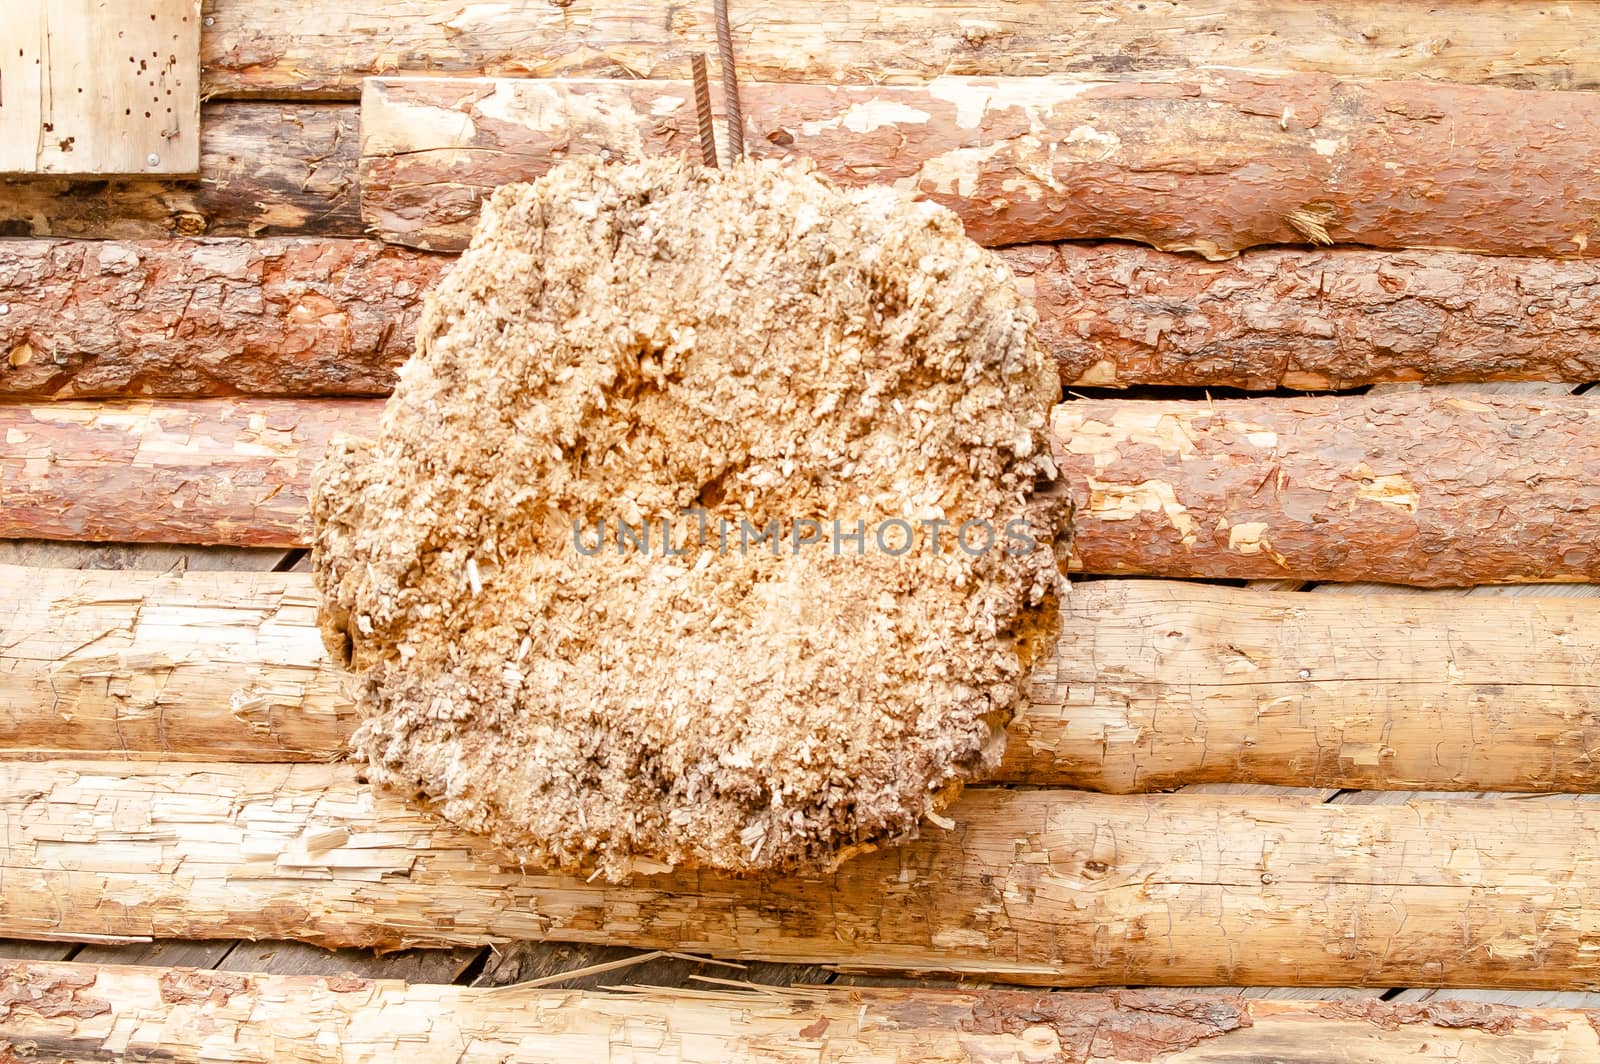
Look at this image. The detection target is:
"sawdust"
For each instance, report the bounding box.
[312,156,1069,880]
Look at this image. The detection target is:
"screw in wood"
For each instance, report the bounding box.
[713,0,743,160]
[690,53,718,168]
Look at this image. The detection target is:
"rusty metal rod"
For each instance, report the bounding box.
[690,53,719,167]
[713,0,744,160]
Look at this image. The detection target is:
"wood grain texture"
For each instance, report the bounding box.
[10,762,1600,987]
[0,239,442,398]
[1058,391,1600,586]
[1022,244,1600,390]
[8,960,1600,1063]
[361,73,1600,258]
[14,240,1600,397]
[201,0,1600,99]
[7,567,1600,797]
[0,103,358,240]
[0,0,200,175]
[6,393,1596,587]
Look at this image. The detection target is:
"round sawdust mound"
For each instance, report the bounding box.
[312,157,1069,881]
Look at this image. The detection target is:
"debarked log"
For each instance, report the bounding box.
[5,567,1599,796]
[6,762,1600,988]
[201,0,1600,98]
[361,73,1600,258]
[7,958,1600,1063]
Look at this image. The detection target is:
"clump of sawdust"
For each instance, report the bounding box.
[312,156,1069,881]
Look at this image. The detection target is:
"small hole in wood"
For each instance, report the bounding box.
[150,12,156,18]
[145,111,152,118]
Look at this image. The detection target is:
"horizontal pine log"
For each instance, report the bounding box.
[0,104,359,241]
[14,241,1600,397]
[8,761,1600,987]
[0,240,441,399]
[8,961,1600,1064]
[1020,245,1600,390]
[362,73,1600,258]
[1058,392,1600,585]
[0,398,377,547]
[7,567,1600,795]
[201,0,1600,99]
[6,393,1597,586]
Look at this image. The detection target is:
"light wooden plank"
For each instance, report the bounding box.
[0,0,200,175]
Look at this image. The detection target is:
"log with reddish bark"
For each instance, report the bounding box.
[0,398,378,548]
[362,73,1600,257]
[200,0,1600,99]
[1017,244,1600,390]
[1056,391,1600,586]
[7,567,1600,796]
[0,104,358,241]
[0,240,444,398]
[7,959,1600,1063]
[5,393,1595,586]
[12,240,1600,398]
[8,761,1600,988]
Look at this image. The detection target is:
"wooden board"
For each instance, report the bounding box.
[14,240,1600,398]
[0,103,358,240]
[0,0,201,175]
[8,959,1600,1063]
[7,567,1600,796]
[0,239,438,399]
[11,763,1600,988]
[4,392,1596,588]
[361,73,1600,257]
[200,0,1600,99]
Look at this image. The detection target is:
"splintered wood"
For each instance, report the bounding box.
[8,960,1600,1063]
[6,567,1600,796]
[361,73,1600,257]
[0,0,201,176]
[8,762,1600,988]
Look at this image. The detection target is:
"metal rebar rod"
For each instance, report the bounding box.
[713,0,744,161]
[690,53,719,167]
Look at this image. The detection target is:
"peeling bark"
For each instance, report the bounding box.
[199,0,1600,99]
[7,763,1600,987]
[5,394,1595,588]
[6,568,1600,796]
[9,960,1599,1063]
[12,240,1600,397]
[0,104,359,241]
[0,398,377,547]
[0,239,443,398]
[1058,392,1600,586]
[361,73,1600,258]
[1021,244,1600,390]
